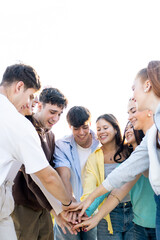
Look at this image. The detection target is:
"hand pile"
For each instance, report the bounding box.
[55,199,96,235]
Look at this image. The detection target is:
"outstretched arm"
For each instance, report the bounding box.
[72,174,141,224]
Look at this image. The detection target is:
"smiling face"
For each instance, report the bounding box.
[37,103,63,130]
[127,99,148,131]
[124,122,136,146]
[71,121,91,147]
[19,94,38,116]
[96,118,117,146]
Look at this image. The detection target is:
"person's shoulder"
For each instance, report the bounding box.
[56,134,72,146]
[88,147,102,161]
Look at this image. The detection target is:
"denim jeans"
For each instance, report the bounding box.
[154,194,160,240]
[133,223,156,240]
[54,222,97,240]
[97,201,134,240]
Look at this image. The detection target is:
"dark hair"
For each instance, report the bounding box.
[114,121,144,162]
[39,88,68,109]
[1,64,41,90]
[96,114,122,148]
[67,106,91,127]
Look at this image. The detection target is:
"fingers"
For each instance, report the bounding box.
[72,220,93,233]
[72,211,78,224]
[78,207,86,222]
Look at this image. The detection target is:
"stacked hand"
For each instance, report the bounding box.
[61,198,97,233]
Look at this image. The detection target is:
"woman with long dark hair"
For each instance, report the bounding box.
[81,114,134,239]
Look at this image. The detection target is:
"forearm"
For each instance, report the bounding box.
[103,138,149,191]
[31,173,63,215]
[56,167,75,201]
[94,194,120,222]
[87,184,109,203]
[34,166,71,206]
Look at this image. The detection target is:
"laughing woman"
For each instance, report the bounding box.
[81,114,134,240]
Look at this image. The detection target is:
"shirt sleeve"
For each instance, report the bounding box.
[86,193,109,216]
[102,136,149,191]
[53,142,71,169]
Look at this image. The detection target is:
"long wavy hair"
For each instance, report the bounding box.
[114,121,144,163]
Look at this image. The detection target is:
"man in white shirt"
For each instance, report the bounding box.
[0,64,73,240]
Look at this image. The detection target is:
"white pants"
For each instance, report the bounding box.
[0,181,17,240]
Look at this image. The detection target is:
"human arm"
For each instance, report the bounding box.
[30,172,63,215]
[147,124,160,194]
[56,167,76,202]
[102,136,149,191]
[34,165,72,206]
[74,174,141,230]
[81,151,108,216]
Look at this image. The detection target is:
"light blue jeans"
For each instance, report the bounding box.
[54,222,97,240]
[97,201,134,240]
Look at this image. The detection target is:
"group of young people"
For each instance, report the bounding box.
[0,61,160,240]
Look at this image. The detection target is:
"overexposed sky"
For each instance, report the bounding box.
[0,0,160,138]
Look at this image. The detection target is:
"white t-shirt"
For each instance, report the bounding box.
[76,144,91,174]
[0,94,49,186]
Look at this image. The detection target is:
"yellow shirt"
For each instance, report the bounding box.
[81,148,113,234]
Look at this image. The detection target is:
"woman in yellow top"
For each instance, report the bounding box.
[81,114,134,240]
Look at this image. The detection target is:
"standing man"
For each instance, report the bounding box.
[0,64,73,240]
[12,87,70,240]
[54,106,99,240]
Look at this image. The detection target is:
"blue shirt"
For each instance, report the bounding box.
[54,130,99,201]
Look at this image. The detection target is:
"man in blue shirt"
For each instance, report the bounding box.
[54,106,99,240]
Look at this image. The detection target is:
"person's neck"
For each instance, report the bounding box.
[33,113,46,132]
[148,93,160,113]
[101,141,117,153]
[142,120,154,135]
[0,86,13,104]
[132,143,137,151]
[0,86,8,97]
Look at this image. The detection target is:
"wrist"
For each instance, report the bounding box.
[61,199,72,207]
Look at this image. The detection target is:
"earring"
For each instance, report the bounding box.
[148,113,151,117]
[144,89,147,93]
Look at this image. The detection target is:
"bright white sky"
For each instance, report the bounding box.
[0,0,160,139]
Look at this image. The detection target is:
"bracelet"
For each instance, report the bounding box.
[62,199,72,207]
[109,193,121,203]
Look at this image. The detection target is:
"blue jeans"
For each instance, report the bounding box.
[133,223,156,239]
[154,194,160,240]
[97,201,134,240]
[54,222,97,240]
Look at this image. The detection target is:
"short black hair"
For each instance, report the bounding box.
[39,87,68,109]
[1,64,41,90]
[66,106,91,127]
